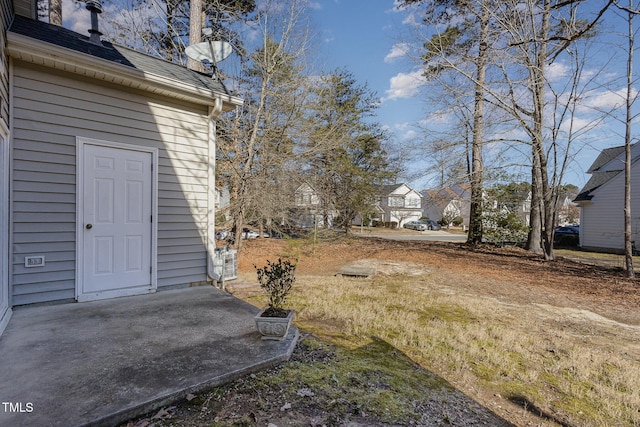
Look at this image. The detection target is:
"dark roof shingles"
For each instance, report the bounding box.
[587,145,624,173]
[9,15,231,96]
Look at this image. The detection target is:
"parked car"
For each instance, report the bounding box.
[403,221,427,231]
[216,228,267,240]
[553,225,579,247]
[241,228,260,239]
[420,220,442,231]
[215,230,233,241]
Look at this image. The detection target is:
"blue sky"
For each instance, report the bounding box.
[59,0,637,191]
[311,1,424,136]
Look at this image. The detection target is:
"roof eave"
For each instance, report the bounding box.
[573,191,593,203]
[7,32,243,110]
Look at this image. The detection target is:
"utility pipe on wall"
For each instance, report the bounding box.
[207,97,223,283]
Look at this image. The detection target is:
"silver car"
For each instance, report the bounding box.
[403,221,427,231]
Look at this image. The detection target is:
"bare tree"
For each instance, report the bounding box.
[486,0,612,260]
[401,0,494,245]
[624,1,635,277]
[216,0,312,247]
[404,0,612,259]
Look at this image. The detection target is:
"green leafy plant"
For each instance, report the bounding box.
[482,208,528,247]
[255,258,296,317]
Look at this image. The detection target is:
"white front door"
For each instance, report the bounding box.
[78,143,154,301]
[0,131,10,335]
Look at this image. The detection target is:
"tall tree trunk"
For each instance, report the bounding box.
[527,0,553,258]
[188,0,205,72]
[466,0,488,245]
[49,0,62,26]
[624,1,635,278]
[528,156,543,253]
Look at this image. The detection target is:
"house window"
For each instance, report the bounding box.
[389,196,403,207]
[406,197,420,208]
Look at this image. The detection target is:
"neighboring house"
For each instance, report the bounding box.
[421,185,471,227]
[503,190,531,226]
[1,0,242,325]
[215,186,231,223]
[485,185,531,226]
[574,143,640,252]
[377,184,422,227]
[292,182,335,228]
[556,191,579,225]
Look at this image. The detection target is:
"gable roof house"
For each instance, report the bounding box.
[0,1,242,333]
[421,185,471,227]
[377,183,422,228]
[498,189,531,226]
[292,182,338,228]
[574,143,640,253]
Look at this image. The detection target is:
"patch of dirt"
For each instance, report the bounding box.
[349,259,432,276]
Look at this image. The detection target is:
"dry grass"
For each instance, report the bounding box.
[239,265,640,426]
[235,235,640,426]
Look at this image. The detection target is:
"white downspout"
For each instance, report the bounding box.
[207,97,223,282]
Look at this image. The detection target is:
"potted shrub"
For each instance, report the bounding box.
[254,258,296,340]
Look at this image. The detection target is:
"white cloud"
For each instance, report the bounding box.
[387,122,417,140]
[581,88,635,111]
[402,13,420,26]
[403,129,418,139]
[63,0,90,34]
[560,116,598,134]
[421,111,452,126]
[546,62,569,81]
[383,69,427,101]
[384,43,410,63]
[308,2,322,10]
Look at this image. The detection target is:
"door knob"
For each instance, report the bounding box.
[86,224,93,229]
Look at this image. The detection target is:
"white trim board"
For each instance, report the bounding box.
[0,124,11,335]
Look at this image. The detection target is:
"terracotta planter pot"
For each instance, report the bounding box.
[254,309,293,341]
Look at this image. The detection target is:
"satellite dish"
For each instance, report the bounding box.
[185,41,232,64]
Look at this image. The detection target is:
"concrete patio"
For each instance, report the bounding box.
[0,286,298,427]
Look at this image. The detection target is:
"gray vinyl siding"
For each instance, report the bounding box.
[11,61,211,305]
[12,0,33,19]
[0,0,11,129]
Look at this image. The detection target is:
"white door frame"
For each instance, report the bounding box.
[0,123,10,335]
[76,137,158,301]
